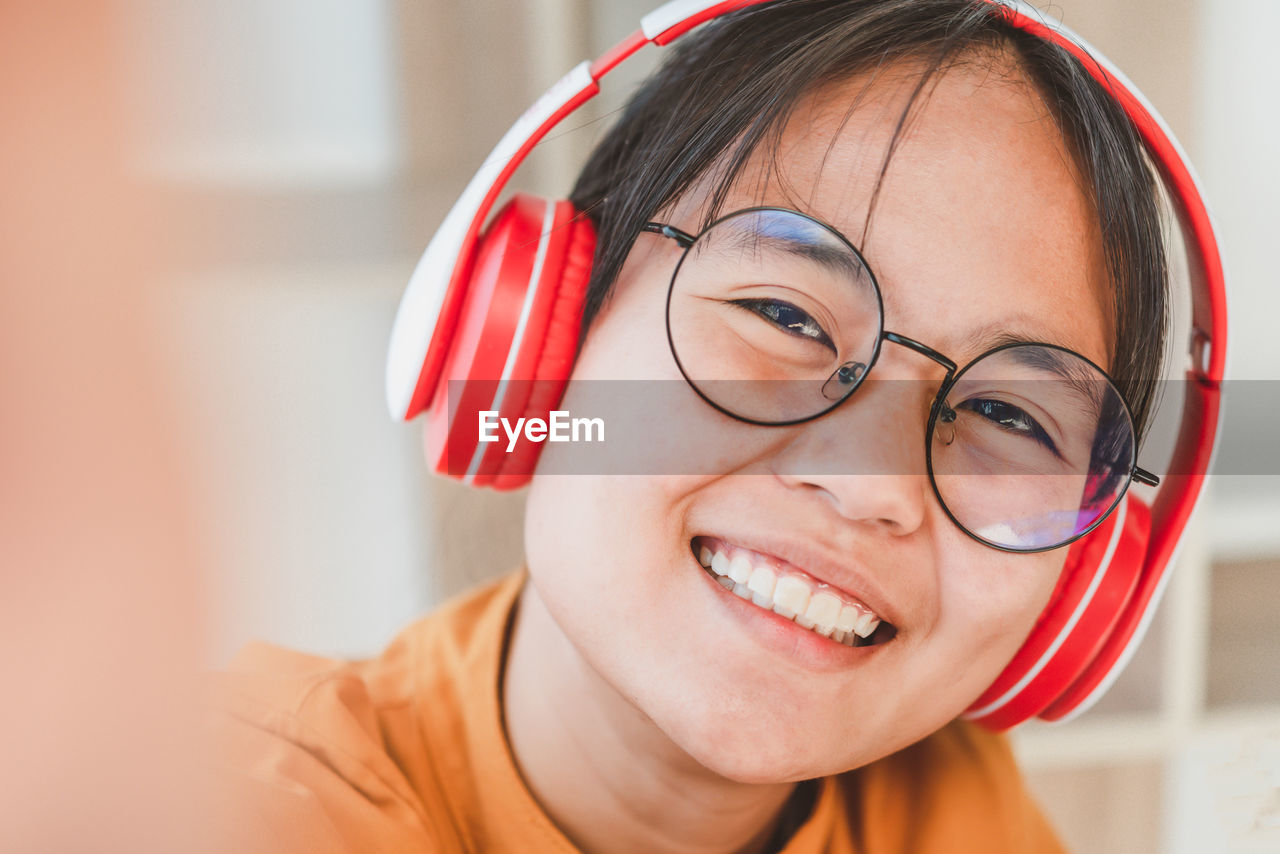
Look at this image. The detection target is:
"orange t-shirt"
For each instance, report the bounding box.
[208,571,1067,853]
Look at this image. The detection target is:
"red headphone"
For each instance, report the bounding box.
[386,0,1227,730]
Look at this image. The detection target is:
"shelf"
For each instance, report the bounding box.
[1205,484,1280,561]
[1207,555,1280,709]
[1013,714,1178,768]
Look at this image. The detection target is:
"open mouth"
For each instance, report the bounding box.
[690,536,897,648]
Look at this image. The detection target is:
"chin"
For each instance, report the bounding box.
[638,678,848,784]
[677,727,825,785]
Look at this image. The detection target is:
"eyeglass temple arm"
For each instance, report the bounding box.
[642,221,696,248]
[1133,468,1160,487]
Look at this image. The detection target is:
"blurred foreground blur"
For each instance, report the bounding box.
[1,3,218,851]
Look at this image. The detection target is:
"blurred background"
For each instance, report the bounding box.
[3,1,1277,852]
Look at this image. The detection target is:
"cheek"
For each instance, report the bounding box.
[933,543,1065,693]
[574,239,676,382]
[549,241,788,481]
[524,472,795,781]
[523,472,711,657]
[809,536,1067,770]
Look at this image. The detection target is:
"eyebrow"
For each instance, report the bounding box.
[956,317,1090,361]
[720,228,873,284]
[966,327,1108,415]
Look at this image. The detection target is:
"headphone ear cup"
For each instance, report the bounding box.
[422,194,594,488]
[1038,499,1160,722]
[964,493,1152,731]
[490,209,595,490]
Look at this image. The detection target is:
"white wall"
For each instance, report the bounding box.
[122,0,400,187]
[1198,0,1280,383]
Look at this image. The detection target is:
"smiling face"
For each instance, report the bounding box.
[524,54,1112,782]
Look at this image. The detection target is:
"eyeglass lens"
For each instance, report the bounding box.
[664,208,1138,552]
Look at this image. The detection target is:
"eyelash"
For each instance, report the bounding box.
[729,298,836,353]
[957,398,1059,454]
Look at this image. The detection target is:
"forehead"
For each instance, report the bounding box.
[692,53,1113,369]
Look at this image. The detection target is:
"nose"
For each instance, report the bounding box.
[769,372,934,536]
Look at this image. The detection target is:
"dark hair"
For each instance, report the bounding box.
[569,0,1168,436]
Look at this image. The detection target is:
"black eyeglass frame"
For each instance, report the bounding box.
[643,206,1160,554]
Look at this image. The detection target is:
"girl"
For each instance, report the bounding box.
[214,2,1224,852]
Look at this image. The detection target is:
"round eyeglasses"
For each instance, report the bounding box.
[645,207,1159,553]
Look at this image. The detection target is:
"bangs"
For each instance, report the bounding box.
[570,0,1167,435]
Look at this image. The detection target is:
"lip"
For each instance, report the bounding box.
[690,549,891,672]
[694,531,902,630]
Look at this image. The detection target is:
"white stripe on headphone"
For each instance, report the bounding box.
[641,0,736,39]
[1046,528,1183,725]
[462,202,558,484]
[962,496,1129,721]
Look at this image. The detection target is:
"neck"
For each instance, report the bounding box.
[502,581,799,854]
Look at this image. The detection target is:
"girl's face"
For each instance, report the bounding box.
[525,58,1112,782]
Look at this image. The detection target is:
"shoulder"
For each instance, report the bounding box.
[205,572,525,853]
[206,640,437,852]
[842,720,1066,854]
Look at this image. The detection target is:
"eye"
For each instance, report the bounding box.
[729,298,836,353]
[957,398,1059,454]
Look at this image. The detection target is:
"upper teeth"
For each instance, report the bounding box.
[696,540,882,646]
